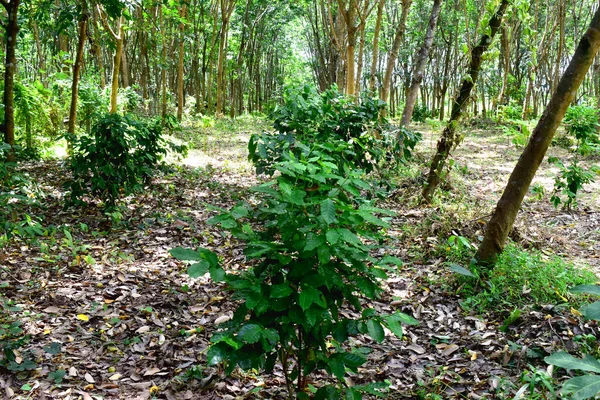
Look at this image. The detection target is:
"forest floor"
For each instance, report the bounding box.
[1,116,600,399]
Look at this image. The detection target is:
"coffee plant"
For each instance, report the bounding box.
[65,113,185,209]
[564,105,599,156]
[171,138,417,399]
[249,85,421,179]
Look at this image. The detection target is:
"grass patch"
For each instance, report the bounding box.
[459,243,597,312]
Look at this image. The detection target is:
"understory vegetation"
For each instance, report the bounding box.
[1,0,600,399]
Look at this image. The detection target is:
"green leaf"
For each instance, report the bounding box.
[43,342,62,355]
[448,264,476,278]
[326,230,340,245]
[231,205,249,219]
[570,285,600,296]
[561,375,600,400]
[207,344,228,365]
[321,199,337,224]
[337,228,361,246]
[48,369,66,384]
[328,358,346,380]
[188,261,209,278]
[342,352,367,369]
[209,266,226,282]
[299,286,319,311]
[366,319,385,343]
[271,284,293,298]
[389,312,419,326]
[545,352,600,373]
[169,247,201,261]
[305,235,325,252]
[581,301,600,321]
[382,318,403,339]
[238,324,263,344]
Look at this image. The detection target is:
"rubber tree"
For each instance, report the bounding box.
[400,0,443,127]
[380,0,412,105]
[475,7,600,266]
[1,0,20,163]
[422,0,510,203]
[67,0,89,137]
[97,3,125,114]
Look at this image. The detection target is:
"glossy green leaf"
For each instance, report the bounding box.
[570,285,600,296]
[238,324,262,344]
[169,247,201,261]
[366,319,385,343]
[320,199,337,224]
[546,352,600,373]
[187,261,209,278]
[561,375,600,400]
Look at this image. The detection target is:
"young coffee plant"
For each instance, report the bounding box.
[564,105,600,156]
[545,284,600,400]
[171,139,417,399]
[549,157,598,210]
[249,84,421,179]
[65,113,185,209]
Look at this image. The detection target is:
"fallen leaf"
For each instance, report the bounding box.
[77,314,90,322]
[84,373,95,383]
[144,367,161,376]
[109,373,122,381]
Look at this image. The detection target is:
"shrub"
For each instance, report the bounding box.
[171,138,416,398]
[412,104,431,123]
[497,103,523,121]
[564,105,600,155]
[249,85,421,179]
[549,157,598,209]
[65,113,185,209]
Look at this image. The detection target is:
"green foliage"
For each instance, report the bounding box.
[249,85,421,179]
[65,113,185,209]
[171,138,415,397]
[564,106,600,155]
[459,244,596,312]
[545,284,600,400]
[497,103,523,121]
[0,300,34,373]
[501,122,530,148]
[549,157,598,210]
[411,104,432,123]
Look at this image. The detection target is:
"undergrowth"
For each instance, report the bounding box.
[458,243,596,312]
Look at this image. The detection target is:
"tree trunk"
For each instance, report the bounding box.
[110,18,124,113]
[421,0,509,203]
[177,2,186,120]
[368,0,384,92]
[400,0,443,127]
[67,0,89,137]
[2,0,20,163]
[381,0,412,105]
[476,7,600,266]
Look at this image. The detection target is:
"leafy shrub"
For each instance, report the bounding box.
[497,103,523,121]
[171,138,416,398]
[459,244,596,312]
[501,123,530,148]
[412,104,431,123]
[65,113,185,209]
[249,85,421,179]
[564,105,600,155]
[549,157,598,209]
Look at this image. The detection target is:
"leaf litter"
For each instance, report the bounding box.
[0,125,599,399]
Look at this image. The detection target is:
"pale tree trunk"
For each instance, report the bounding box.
[422,0,509,203]
[216,0,235,115]
[31,21,45,84]
[400,0,443,127]
[1,0,20,163]
[177,2,187,120]
[68,0,89,137]
[381,0,412,105]
[476,8,600,265]
[368,0,384,92]
[496,23,510,107]
[160,5,168,119]
[98,5,124,114]
[552,0,566,94]
[91,6,106,89]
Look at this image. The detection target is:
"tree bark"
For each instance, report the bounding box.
[422,0,509,203]
[216,0,235,115]
[400,0,443,126]
[368,0,384,92]
[1,0,20,163]
[381,0,412,105]
[177,2,186,120]
[475,7,600,266]
[68,0,89,137]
